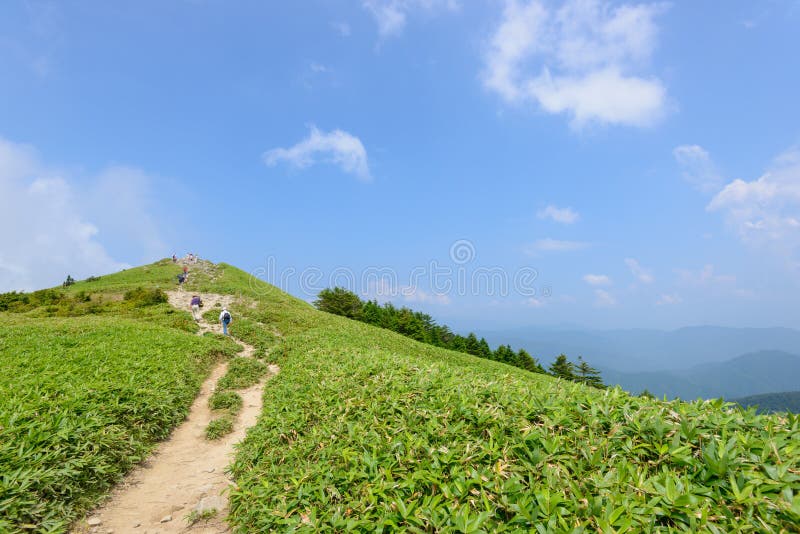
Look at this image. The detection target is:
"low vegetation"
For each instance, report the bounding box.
[0,314,237,532]
[228,317,800,532]
[2,259,798,532]
[205,416,234,440]
[209,390,243,415]
[216,357,269,391]
[314,287,604,386]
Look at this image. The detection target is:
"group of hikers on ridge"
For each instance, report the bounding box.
[188,294,233,335]
[173,252,199,285]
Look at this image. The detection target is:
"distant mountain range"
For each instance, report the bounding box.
[477,326,800,402]
[600,350,800,400]
[479,325,800,372]
[733,391,800,414]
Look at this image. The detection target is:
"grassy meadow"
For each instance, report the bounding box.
[1,259,798,532]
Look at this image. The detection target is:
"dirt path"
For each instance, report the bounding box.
[74,292,278,534]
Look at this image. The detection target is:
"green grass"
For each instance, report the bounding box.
[0,314,238,532]
[209,390,243,415]
[2,259,799,532]
[205,416,234,440]
[216,357,269,391]
[224,317,800,532]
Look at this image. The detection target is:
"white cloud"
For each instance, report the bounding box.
[707,146,800,249]
[0,138,164,292]
[537,204,580,224]
[483,0,669,128]
[402,286,451,305]
[264,126,372,182]
[675,264,736,286]
[362,0,459,39]
[624,257,653,283]
[656,293,681,305]
[674,144,724,192]
[593,288,616,307]
[524,296,546,307]
[524,238,590,255]
[583,273,611,286]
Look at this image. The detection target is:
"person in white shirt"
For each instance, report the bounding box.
[219,307,232,335]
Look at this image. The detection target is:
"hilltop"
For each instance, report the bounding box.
[1,259,799,532]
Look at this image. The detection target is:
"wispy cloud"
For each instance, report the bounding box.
[0,137,164,292]
[675,264,735,286]
[524,296,546,307]
[524,238,590,255]
[656,293,682,305]
[674,144,724,193]
[264,126,372,182]
[583,274,611,286]
[483,0,669,128]
[402,286,451,305]
[362,0,459,39]
[707,146,800,251]
[593,289,616,307]
[625,257,653,284]
[537,204,580,224]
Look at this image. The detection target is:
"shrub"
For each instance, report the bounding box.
[216,358,268,391]
[314,287,363,319]
[209,390,243,415]
[205,416,233,440]
[123,287,168,307]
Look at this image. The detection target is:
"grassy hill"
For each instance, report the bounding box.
[1,260,799,532]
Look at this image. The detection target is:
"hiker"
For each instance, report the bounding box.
[177,273,186,285]
[172,254,177,263]
[190,295,203,321]
[219,307,232,335]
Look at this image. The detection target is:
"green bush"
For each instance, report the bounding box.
[209,390,243,415]
[123,287,168,307]
[216,358,268,391]
[205,416,234,440]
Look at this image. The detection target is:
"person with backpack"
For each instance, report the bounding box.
[219,307,232,335]
[190,295,203,321]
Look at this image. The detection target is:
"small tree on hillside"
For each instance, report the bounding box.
[314,287,364,319]
[575,356,604,388]
[549,354,575,380]
[62,275,75,288]
[518,348,546,374]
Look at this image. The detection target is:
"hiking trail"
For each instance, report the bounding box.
[74,290,279,534]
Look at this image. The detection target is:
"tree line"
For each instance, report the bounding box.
[314,287,604,388]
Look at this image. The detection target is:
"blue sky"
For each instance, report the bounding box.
[1,0,799,330]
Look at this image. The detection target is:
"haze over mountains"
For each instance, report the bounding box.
[479,326,800,402]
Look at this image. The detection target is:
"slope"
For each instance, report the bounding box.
[1,259,799,532]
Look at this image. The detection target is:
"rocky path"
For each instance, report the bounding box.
[74,291,278,534]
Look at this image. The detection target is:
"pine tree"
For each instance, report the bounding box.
[548,354,575,380]
[575,356,604,388]
[478,338,493,359]
[313,287,363,319]
[517,348,545,373]
[465,333,482,356]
